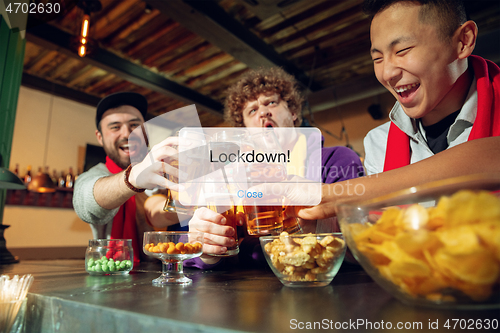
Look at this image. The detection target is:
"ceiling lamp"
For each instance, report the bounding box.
[76,0,102,57]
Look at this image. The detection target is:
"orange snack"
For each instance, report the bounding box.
[167,243,177,254]
[159,243,167,253]
[144,241,203,254]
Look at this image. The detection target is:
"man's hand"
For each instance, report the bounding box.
[249,176,329,221]
[189,207,244,259]
[284,198,337,221]
[129,136,184,190]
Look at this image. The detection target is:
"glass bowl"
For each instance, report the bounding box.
[85,239,133,275]
[143,231,204,286]
[337,173,500,309]
[260,232,346,287]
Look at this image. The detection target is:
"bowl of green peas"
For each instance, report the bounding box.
[85,239,133,275]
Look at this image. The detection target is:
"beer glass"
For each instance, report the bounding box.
[164,129,209,214]
[205,192,240,257]
[243,193,284,236]
[242,129,300,235]
[203,129,250,256]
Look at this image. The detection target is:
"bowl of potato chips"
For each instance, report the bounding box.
[337,173,500,308]
[260,232,347,287]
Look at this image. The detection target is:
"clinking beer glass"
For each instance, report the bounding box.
[164,129,209,214]
[203,129,250,256]
[243,163,285,236]
[205,191,240,257]
[242,129,302,235]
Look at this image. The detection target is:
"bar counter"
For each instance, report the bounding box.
[1,260,498,333]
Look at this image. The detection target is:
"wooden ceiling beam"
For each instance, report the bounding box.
[159,43,219,74]
[64,64,94,86]
[91,77,122,95]
[23,43,45,69]
[126,21,180,57]
[48,57,81,81]
[296,38,371,70]
[142,32,196,66]
[280,19,369,59]
[68,67,103,87]
[198,67,249,97]
[148,98,176,113]
[146,92,169,105]
[93,0,139,40]
[153,38,208,70]
[258,0,343,38]
[26,50,58,73]
[307,74,387,114]
[21,73,102,107]
[270,4,364,47]
[85,73,116,93]
[145,0,321,92]
[185,60,244,89]
[106,9,161,47]
[106,81,135,95]
[26,23,223,116]
[177,53,234,78]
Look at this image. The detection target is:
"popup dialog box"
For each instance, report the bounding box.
[176,127,322,207]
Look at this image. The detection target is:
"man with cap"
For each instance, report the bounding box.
[73,92,179,264]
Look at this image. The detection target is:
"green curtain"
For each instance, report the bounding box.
[0,15,26,224]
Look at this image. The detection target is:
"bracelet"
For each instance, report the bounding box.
[124,164,145,193]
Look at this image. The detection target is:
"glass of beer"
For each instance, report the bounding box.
[242,129,299,235]
[243,184,302,235]
[205,193,240,257]
[201,129,251,256]
[243,193,284,236]
[282,217,302,234]
[164,129,209,214]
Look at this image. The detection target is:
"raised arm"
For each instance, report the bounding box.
[93,136,181,210]
[294,136,500,220]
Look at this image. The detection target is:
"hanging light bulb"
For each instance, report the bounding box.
[78,44,87,57]
[75,1,102,57]
[80,14,90,38]
[78,14,90,57]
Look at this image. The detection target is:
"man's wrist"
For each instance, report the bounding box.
[123,164,145,193]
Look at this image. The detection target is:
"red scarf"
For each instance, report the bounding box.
[384,55,500,171]
[105,157,141,265]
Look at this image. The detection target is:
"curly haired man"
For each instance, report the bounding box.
[187,67,364,267]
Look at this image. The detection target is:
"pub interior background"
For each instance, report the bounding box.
[1,0,499,261]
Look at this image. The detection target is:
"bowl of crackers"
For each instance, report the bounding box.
[337,173,500,309]
[260,232,346,287]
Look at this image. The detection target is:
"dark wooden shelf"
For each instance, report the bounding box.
[5,188,73,209]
